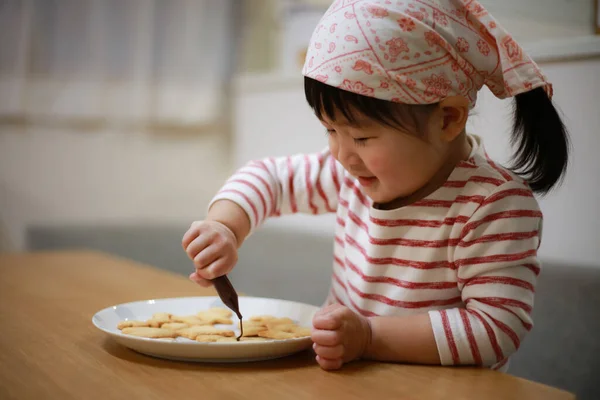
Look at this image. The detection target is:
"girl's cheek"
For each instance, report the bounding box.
[364,145,394,171]
[328,139,339,160]
[365,154,388,176]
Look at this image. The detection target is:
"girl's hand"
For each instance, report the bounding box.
[311,304,372,370]
[181,220,238,287]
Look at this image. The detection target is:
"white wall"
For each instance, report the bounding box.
[294,0,595,42]
[233,58,600,267]
[0,126,231,251]
[471,59,600,266]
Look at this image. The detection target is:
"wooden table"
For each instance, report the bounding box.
[0,251,575,400]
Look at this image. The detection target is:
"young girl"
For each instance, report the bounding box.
[182,0,569,371]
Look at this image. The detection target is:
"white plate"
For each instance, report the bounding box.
[92,296,319,363]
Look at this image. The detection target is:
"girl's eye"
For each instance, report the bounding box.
[354,138,369,146]
[325,129,336,136]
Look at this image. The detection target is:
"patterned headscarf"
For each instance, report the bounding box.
[302,0,552,108]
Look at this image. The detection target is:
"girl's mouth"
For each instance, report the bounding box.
[358,176,377,186]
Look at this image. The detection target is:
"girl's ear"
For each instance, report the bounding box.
[438,96,469,141]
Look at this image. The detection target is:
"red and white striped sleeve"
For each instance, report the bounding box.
[209,148,344,231]
[428,181,542,367]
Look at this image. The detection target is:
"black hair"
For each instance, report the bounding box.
[304,76,569,194]
[511,87,569,194]
[304,76,436,136]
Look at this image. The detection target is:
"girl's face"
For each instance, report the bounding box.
[321,107,455,205]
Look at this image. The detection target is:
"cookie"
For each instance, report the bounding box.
[161,322,189,331]
[121,327,178,338]
[200,316,233,325]
[258,324,312,340]
[257,330,296,340]
[195,334,228,343]
[240,321,268,337]
[265,318,296,329]
[177,325,235,340]
[117,308,305,342]
[208,307,232,317]
[249,315,276,323]
[147,312,172,328]
[197,308,233,325]
[117,320,150,330]
[170,315,211,326]
[242,319,266,327]
[274,324,312,336]
[250,316,294,326]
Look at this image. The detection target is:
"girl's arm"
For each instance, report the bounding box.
[365,313,440,364]
[184,149,344,285]
[209,149,344,238]
[371,181,541,367]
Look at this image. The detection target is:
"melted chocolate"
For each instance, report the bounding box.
[212,275,243,340]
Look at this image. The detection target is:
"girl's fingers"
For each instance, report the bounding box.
[313,308,344,330]
[313,343,344,359]
[195,257,230,281]
[311,328,341,346]
[185,234,213,261]
[189,272,213,287]
[193,244,221,270]
[182,225,200,251]
[316,355,343,371]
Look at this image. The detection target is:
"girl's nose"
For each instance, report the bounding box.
[336,138,357,166]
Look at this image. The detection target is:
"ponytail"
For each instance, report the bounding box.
[510,87,570,194]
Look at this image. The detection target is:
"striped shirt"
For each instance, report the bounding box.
[211,135,541,369]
